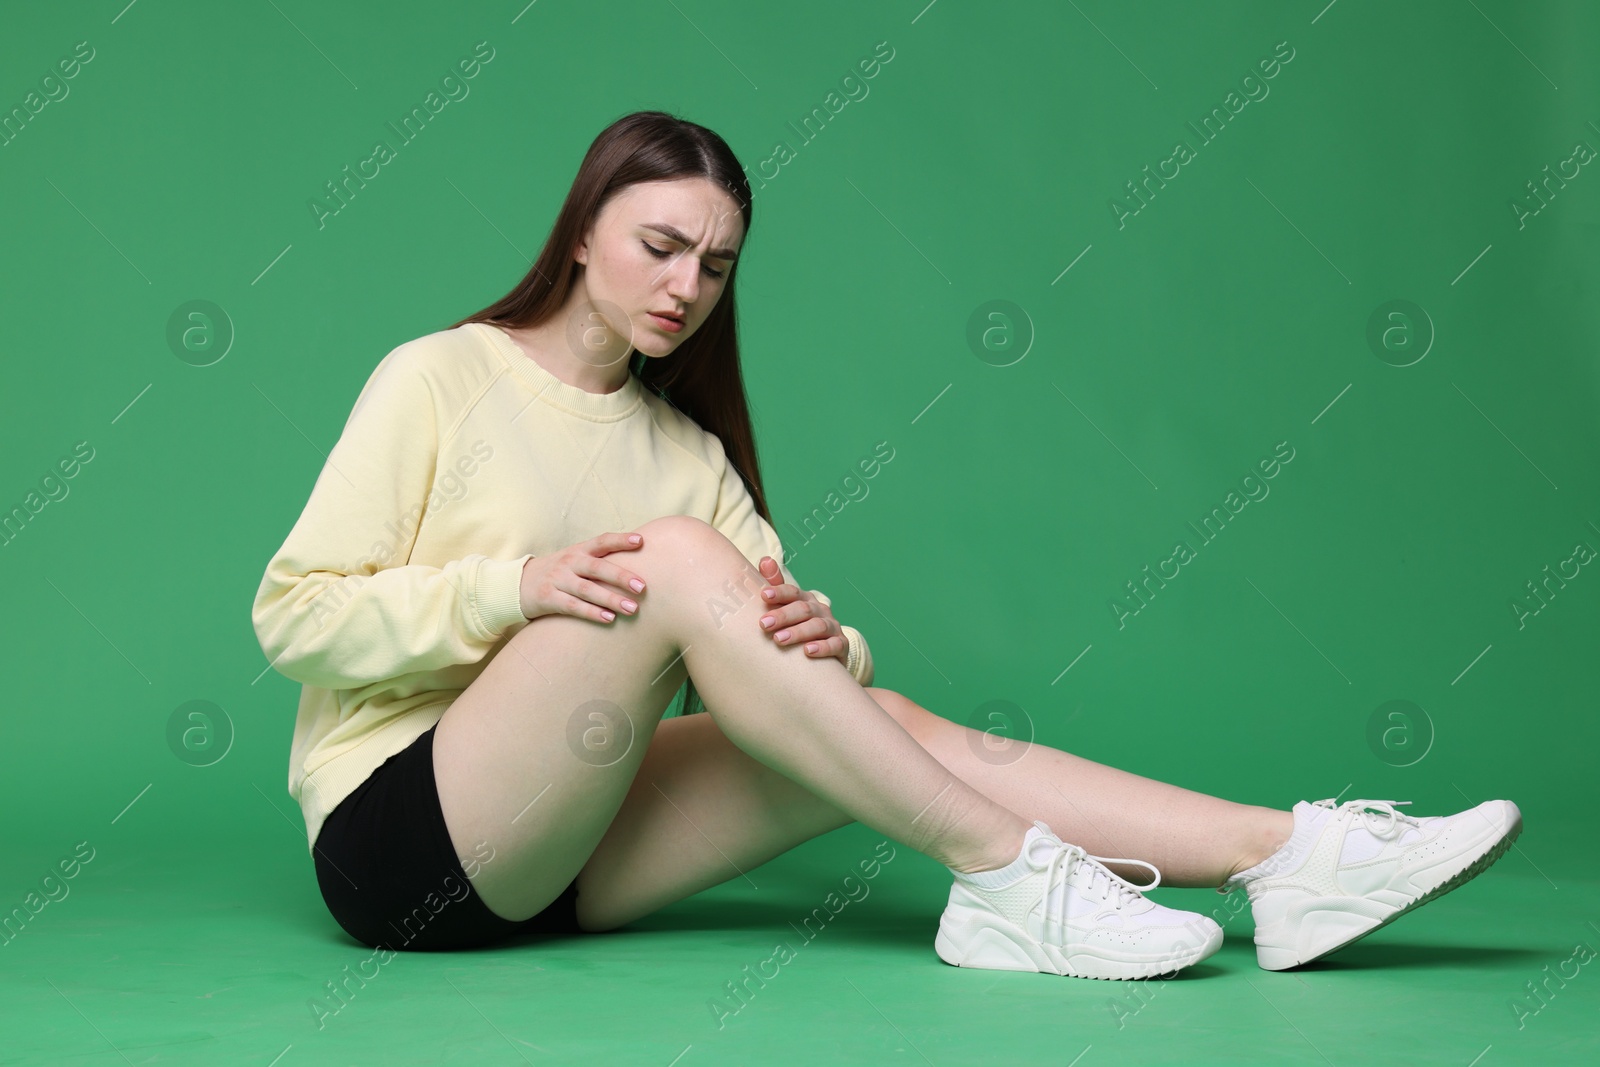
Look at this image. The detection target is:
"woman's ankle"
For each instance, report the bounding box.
[1224,808,1296,882]
[946,819,1035,875]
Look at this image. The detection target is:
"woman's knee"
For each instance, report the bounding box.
[631,515,763,599]
[633,514,739,559]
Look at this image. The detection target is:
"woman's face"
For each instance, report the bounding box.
[574,177,745,361]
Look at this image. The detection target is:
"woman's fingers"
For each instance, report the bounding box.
[561,588,619,624]
[589,557,647,596]
[759,582,799,605]
[803,634,846,657]
[573,574,638,618]
[549,533,647,623]
[766,615,836,647]
[593,530,646,555]
[758,599,813,631]
[520,532,648,624]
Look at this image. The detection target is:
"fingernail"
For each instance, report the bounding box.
[762,589,774,599]
[761,616,774,628]
[628,535,642,544]
[621,599,637,612]
[601,610,615,621]
[776,630,790,642]
[630,579,644,592]
[806,643,819,653]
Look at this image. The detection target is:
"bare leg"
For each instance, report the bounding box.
[570,687,1294,929]
[433,515,1031,925]
[867,689,1295,888]
[571,709,855,929]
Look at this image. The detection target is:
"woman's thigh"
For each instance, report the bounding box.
[431,515,742,921]
[433,608,684,921]
[570,708,855,931]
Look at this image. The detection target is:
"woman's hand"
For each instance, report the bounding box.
[519,532,649,623]
[754,556,847,666]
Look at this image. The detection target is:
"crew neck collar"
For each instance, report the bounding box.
[470,321,645,421]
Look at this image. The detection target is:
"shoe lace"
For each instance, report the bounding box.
[1041,842,1162,930]
[1311,797,1421,837]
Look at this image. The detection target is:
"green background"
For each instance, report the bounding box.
[2,0,1595,1063]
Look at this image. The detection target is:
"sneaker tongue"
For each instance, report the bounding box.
[1072,857,1153,913]
[1295,800,1335,838]
[1027,830,1156,914]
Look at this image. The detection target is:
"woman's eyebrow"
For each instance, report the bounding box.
[642,223,740,261]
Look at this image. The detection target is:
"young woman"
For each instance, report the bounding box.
[252,110,1521,979]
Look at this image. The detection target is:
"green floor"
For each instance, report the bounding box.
[3,1,1598,1063]
[5,821,1595,1066]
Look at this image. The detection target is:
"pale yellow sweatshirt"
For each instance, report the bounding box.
[252,322,874,853]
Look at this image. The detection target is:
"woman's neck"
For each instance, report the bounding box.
[497,310,633,396]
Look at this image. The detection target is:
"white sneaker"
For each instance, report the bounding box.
[1222,797,1522,971]
[934,820,1223,980]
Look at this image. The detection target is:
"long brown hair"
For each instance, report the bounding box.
[448,110,764,717]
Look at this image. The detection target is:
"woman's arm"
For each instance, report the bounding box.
[251,344,533,690]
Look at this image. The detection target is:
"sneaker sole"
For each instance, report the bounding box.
[935,910,1224,981]
[1256,801,1522,971]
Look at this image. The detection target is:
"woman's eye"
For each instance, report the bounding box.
[642,241,725,280]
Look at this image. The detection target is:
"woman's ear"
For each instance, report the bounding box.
[573,224,595,266]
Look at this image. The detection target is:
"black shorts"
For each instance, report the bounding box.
[312,723,582,951]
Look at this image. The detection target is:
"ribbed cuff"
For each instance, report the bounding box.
[473,554,536,637]
[842,624,874,687]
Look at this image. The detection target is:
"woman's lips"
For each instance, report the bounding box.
[648,312,684,333]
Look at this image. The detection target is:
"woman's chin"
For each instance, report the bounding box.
[635,337,681,360]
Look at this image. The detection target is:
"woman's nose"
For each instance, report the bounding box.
[666,260,699,304]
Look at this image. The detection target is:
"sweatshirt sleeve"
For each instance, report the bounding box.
[251,345,535,690]
[706,432,875,687]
